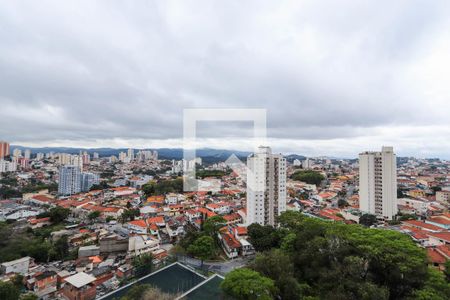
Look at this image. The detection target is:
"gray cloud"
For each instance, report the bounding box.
[0,0,450,157]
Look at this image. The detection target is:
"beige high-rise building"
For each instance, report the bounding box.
[359,146,397,220]
[246,146,287,226]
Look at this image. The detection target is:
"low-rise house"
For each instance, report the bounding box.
[219,232,240,258]
[62,272,97,300]
[99,234,129,254]
[33,270,58,298]
[78,245,100,258]
[402,220,443,233]
[206,203,230,215]
[427,232,450,246]
[426,216,450,230]
[28,217,51,228]
[116,264,133,279]
[239,239,255,256]
[223,213,242,225]
[427,246,450,271]
[1,257,33,275]
[127,219,148,234]
[128,235,160,256]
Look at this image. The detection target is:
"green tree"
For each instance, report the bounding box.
[11,274,24,289]
[87,211,101,221]
[132,253,153,278]
[187,236,215,266]
[250,249,302,299]
[337,199,348,208]
[48,207,70,224]
[291,170,325,185]
[202,215,226,241]
[444,260,450,282]
[412,268,450,300]
[221,268,277,300]
[20,294,38,300]
[247,223,280,252]
[359,213,377,227]
[120,209,140,223]
[51,235,69,261]
[0,281,20,300]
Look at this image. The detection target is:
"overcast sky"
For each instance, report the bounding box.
[1,1,450,158]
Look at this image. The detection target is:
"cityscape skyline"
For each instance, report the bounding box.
[1,1,450,158]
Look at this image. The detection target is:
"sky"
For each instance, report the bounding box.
[1,0,450,158]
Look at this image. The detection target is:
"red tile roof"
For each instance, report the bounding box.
[427,248,447,264]
[222,232,241,249]
[128,220,147,228]
[402,220,443,232]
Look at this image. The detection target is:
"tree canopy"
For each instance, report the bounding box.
[187,235,215,263]
[221,268,277,300]
[224,211,450,300]
[291,170,325,185]
[142,178,183,197]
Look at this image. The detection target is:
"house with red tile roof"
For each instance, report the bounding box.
[219,232,241,258]
[127,220,148,234]
[402,220,443,232]
[427,232,450,246]
[427,248,447,271]
[223,213,242,225]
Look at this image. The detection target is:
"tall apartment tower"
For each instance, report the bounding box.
[0,141,10,159]
[58,165,81,196]
[246,146,287,226]
[127,148,134,160]
[80,172,100,192]
[359,146,397,220]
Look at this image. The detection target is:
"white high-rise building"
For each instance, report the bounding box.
[0,160,17,173]
[359,146,397,220]
[24,149,31,160]
[128,148,134,160]
[246,146,287,226]
[58,165,81,196]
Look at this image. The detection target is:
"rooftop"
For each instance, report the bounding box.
[64,272,96,288]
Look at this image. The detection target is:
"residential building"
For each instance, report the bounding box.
[58,165,81,196]
[24,149,31,159]
[359,146,397,220]
[62,272,96,300]
[1,256,33,275]
[436,191,450,205]
[80,172,100,192]
[246,146,287,226]
[0,141,10,159]
[127,148,134,160]
[0,160,17,173]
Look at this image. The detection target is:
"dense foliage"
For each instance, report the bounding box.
[142,178,183,197]
[0,281,20,300]
[0,222,69,263]
[177,216,226,263]
[132,253,153,278]
[291,170,325,185]
[224,211,450,300]
[221,268,277,300]
[196,169,230,179]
